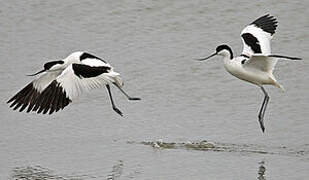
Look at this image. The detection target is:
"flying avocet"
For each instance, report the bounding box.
[7,52,141,116]
[197,14,301,132]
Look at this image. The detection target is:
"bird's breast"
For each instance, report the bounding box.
[224,62,273,85]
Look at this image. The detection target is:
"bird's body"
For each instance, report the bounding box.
[7,52,140,115]
[223,55,281,89]
[198,14,301,132]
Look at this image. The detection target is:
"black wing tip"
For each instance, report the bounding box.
[7,82,37,112]
[7,98,14,104]
[288,57,302,60]
[268,55,302,60]
[253,14,277,23]
[251,14,278,35]
[7,80,72,115]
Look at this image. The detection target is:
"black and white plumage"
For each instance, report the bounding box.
[197,14,302,132]
[7,52,141,116]
[241,14,277,55]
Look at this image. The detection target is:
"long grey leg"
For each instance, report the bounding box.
[106,84,123,116]
[113,82,141,101]
[258,86,269,133]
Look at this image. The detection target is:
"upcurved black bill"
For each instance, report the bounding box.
[195,52,217,61]
[27,69,46,76]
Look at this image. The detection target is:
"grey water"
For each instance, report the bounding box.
[0,0,308,179]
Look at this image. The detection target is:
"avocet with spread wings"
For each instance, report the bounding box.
[197,14,301,132]
[7,52,141,116]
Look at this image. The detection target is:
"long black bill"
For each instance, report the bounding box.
[27,69,46,76]
[195,52,217,61]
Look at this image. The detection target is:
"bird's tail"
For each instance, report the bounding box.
[106,71,124,87]
[270,74,285,92]
[275,83,285,92]
[112,75,124,87]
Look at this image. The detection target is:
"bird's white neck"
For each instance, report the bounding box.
[215,49,234,70]
[222,55,233,69]
[220,54,239,75]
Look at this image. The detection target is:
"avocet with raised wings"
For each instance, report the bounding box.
[7,52,141,116]
[197,14,301,132]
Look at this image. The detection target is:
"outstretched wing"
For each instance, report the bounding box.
[7,70,62,113]
[31,60,120,114]
[243,55,276,73]
[241,14,278,56]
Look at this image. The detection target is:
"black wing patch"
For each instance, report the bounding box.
[72,64,111,78]
[251,14,278,35]
[80,52,106,63]
[241,33,262,53]
[7,82,40,113]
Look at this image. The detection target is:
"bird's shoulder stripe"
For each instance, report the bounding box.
[72,64,111,78]
[241,33,262,54]
[80,52,107,63]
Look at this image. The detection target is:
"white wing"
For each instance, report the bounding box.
[241,14,277,56]
[243,55,276,73]
[31,59,121,114]
[7,70,63,113]
[32,70,63,92]
[56,64,111,100]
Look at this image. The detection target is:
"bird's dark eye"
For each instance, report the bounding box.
[241,60,246,64]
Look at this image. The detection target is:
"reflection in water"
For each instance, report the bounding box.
[135,139,307,157]
[258,161,266,180]
[10,162,136,180]
[10,165,84,180]
[106,160,124,180]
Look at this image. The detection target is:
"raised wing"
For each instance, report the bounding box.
[241,14,278,56]
[7,70,62,113]
[30,59,121,114]
[243,55,276,73]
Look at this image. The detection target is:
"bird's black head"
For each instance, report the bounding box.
[215,44,233,59]
[27,60,64,76]
[196,44,233,61]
